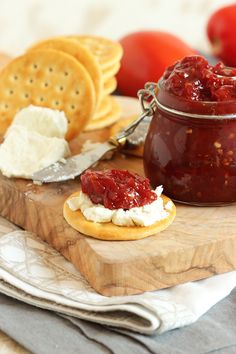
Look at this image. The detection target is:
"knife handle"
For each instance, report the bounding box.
[109,82,158,147]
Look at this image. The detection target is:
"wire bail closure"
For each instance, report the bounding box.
[109,82,158,147]
[137,82,158,117]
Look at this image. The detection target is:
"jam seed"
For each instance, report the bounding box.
[227,150,234,156]
[186,128,193,134]
[214,141,221,148]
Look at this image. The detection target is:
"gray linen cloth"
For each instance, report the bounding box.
[0,290,236,354]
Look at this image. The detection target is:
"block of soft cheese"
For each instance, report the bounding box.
[0,105,70,179]
[6,105,68,138]
[0,126,70,178]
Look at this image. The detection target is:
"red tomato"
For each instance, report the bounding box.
[207,4,236,67]
[117,31,196,97]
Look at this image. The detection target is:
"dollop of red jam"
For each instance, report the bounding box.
[163,55,236,101]
[81,169,157,210]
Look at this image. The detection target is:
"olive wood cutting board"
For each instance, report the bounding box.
[0,131,236,296]
[0,98,236,296]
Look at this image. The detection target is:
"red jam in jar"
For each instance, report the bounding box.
[143,55,236,205]
[81,169,157,210]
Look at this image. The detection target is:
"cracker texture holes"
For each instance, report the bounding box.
[28,37,103,108]
[0,48,96,139]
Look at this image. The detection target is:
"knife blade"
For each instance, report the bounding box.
[32,82,158,183]
[32,141,117,183]
[32,116,151,183]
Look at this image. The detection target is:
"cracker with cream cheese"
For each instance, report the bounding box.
[63,191,176,241]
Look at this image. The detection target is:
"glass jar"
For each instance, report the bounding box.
[143,82,236,206]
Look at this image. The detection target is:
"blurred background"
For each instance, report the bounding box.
[0,0,234,56]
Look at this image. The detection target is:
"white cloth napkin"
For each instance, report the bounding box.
[0,230,235,335]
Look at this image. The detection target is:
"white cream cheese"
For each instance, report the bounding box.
[0,105,70,179]
[67,186,173,227]
[6,105,68,138]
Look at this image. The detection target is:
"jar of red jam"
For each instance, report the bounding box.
[142,55,236,205]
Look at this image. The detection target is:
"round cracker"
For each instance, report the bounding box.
[102,61,120,81]
[102,60,121,74]
[63,192,176,241]
[0,52,11,70]
[68,35,123,69]
[0,49,96,140]
[85,96,121,131]
[28,37,102,107]
[93,96,112,120]
[103,77,117,96]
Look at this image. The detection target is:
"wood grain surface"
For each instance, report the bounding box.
[0,125,236,296]
[0,331,29,354]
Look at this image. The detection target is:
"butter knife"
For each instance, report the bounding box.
[32,83,157,183]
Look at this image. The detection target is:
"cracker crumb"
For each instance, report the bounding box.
[33,180,42,186]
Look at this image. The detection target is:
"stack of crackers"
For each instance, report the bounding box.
[70,36,123,132]
[0,35,123,140]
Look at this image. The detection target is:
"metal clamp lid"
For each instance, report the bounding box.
[109,82,158,147]
[137,82,158,116]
